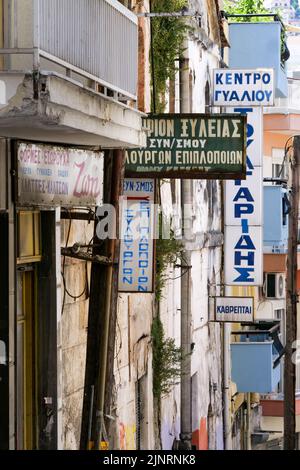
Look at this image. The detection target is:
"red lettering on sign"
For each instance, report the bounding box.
[73,161,101,199]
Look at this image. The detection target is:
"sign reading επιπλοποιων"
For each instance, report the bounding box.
[125,114,247,180]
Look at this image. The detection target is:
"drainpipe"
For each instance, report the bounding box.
[179,34,192,450]
[223,321,232,450]
[246,393,252,450]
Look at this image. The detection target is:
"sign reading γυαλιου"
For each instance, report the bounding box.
[214,297,254,323]
[125,114,247,180]
[118,178,155,293]
[17,142,104,207]
[213,69,274,107]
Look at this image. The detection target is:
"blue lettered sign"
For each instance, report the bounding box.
[225,108,263,286]
[215,297,254,323]
[213,69,274,107]
[118,178,155,293]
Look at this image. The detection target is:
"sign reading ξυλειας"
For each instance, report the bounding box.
[125,114,247,180]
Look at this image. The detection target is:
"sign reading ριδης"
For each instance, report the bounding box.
[126,114,247,180]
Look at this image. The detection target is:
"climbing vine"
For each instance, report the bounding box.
[155,213,184,302]
[151,315,182,399]
[151,0,189,113]
[223,0,269,20]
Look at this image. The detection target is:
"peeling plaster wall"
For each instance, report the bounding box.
[60,219,93,450]
[112,0,224,450]
[112,294,155,450]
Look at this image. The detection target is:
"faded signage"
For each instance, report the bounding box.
[213,69,274,107]
[214,297,254,323]
[118,178,155,293]
[17,143,103,207]
[225,108,263,286]
[126,114,247,179]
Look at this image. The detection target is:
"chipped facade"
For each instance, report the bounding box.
[110,0,226,450]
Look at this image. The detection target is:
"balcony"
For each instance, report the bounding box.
[263,185,289,254]
[231,322,284,393]
[0,0,145,148]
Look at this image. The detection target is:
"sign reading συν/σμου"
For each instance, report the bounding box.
[213,69,274,107]
[125,114,247,180]
[118,178,155,293]
[214,297,254,323]
[17,142,104,207]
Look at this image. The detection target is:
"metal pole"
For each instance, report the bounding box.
[95,149,123,451]
[284,136,300,450]
[179,33,192,451]
[223,320,232,450]
[149,1,156,113]
[246,393,252,450]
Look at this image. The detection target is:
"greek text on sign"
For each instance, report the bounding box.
[215,297,254,323]
[224,107,263,286]
[213,69,274,107]
[126,114,247,180]
[17,143,103,207]
[118,178,155,293]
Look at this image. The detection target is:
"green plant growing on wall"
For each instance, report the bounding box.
[151,315,182,399]
[151,0,189,113]
[223,0,269,20]
[155,213,184,301]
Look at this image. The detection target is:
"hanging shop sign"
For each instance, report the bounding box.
[214,297,254,323]
[125,114,247,180]
[225,108,263,286]
[16,142,104,207]
[213,69,274,107]
[118,178,155,293]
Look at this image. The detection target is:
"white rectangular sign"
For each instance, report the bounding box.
[213,69,274,107]
[224,225,263,286]
[118,178,155,293]
[225,107,263,286]
[225,166,263,226]
[17,143,103,207]
[215,297,254,323]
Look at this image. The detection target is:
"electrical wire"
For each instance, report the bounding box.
[61,209,90,315]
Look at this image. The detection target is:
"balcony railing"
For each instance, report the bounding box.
[0,0,138,101]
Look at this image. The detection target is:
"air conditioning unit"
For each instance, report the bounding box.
[265,273,286,299]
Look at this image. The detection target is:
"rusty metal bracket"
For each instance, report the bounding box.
[61,247,112,265]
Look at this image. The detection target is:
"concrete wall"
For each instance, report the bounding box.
[110,0,225,451]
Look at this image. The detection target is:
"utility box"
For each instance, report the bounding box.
[264,185,289,253]
[231,323,283,393]
[228,22,288,98]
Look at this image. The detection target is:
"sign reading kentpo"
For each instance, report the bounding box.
[126,114,247,180]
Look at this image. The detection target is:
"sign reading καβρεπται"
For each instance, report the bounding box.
[213,69,274,107]
[214,297,254,323]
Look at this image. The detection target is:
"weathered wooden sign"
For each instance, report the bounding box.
[125,114,247,180]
